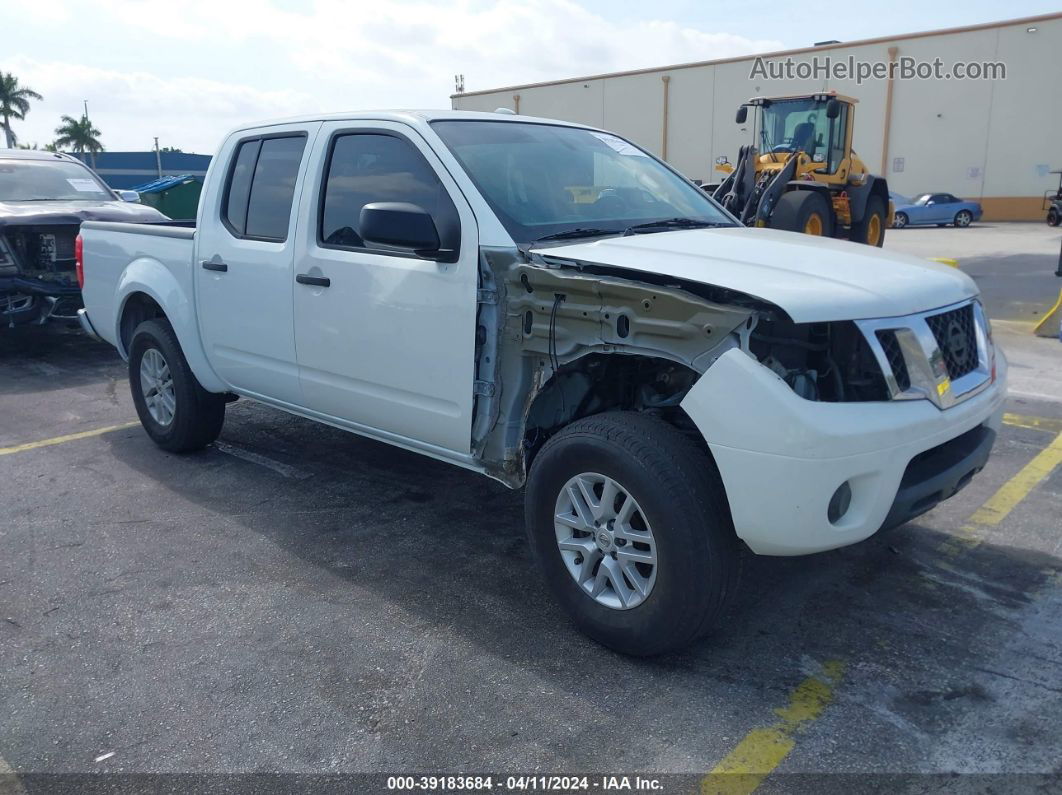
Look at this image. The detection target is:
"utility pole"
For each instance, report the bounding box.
[154,137,162,178]
[83,99,89,119]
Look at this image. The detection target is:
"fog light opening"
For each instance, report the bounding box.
[828,481,852,525]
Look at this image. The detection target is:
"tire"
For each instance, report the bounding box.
[851,194,887,247]
[953,210,973,228]
[129,318,226,452]
[769,190,834,237]
[1047,208,1060,227]
[524,411,740,656]
[893,212,908,229]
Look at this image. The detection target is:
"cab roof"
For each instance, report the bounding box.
[224,109,595,137]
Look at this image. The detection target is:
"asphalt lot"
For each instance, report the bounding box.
[1,222,1061,793]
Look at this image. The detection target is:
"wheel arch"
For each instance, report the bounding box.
[115,258,226,393]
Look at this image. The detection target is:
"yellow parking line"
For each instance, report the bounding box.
[0,422,140,457]
[942,431,1062,555]
[1003,413,1062,434]
[701,661,845,795]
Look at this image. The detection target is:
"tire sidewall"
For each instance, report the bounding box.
[128,320,194,448]
[525,430,718,651]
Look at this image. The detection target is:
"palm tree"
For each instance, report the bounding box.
[54,114,103,166]
[0,72,43,149]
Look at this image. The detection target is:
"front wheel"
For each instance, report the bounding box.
[1047,208,1060,227]
[954,210,973,227]
[129,318,226,452]
[524,412,739,656]
[893,212,908,229]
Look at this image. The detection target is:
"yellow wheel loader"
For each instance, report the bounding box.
[709,92,892,246]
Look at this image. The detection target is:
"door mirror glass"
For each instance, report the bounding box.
[735,106,748,124]
[360,202,442,257]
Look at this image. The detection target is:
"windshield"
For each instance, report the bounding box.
[913,194,932,205]
[431,120,734,245]
[757,98,847,173]
[0,159,113,202]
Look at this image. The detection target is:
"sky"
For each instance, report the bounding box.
[2,0,1058,154]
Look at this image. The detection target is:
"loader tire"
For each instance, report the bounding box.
[851,195,887,247]
[769,190,834,237]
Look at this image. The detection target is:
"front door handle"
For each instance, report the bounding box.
[201,260,228,272]
[296,273,330,288]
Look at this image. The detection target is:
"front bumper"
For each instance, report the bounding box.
[680,347,1007,555]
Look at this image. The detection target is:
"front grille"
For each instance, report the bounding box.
[875,330,911,391]
[925,304,978,379]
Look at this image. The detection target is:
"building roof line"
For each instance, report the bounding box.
[451,11,1062,98]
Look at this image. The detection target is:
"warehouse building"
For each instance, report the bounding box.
[452,12,1061,221]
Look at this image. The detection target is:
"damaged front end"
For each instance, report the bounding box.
[470,247,896,488]
[0,224,83,327]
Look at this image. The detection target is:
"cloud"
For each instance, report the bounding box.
[5,0,784,152]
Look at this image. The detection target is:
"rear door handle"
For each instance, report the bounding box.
[201,260,228,272]
[296,273,330,288]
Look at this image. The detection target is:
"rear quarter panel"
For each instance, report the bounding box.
[80,222,226,393]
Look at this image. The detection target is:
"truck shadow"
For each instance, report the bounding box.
[101,403,1062,745]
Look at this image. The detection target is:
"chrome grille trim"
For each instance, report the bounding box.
[855,299,993,410]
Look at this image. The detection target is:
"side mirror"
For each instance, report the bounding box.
[826,99,841,119]
[116,189,140,203]
[360,202,444,258]
[735,106,748,124]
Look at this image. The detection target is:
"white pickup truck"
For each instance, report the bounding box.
[78,111,1006,655]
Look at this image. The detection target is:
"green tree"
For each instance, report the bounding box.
[0,72,43,149]
[54,114,103,166]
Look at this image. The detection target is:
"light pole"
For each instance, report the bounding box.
[154,137,162,179]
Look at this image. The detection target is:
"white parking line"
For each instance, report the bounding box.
[0,753,26,794]
[214,441,312,480]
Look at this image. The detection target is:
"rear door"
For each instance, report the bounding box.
[291,121,479,454]
[196,123,320,404]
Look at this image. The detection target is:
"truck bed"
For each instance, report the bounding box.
[79,220,197,352]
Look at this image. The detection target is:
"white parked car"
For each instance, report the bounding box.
[77,111,1006,655]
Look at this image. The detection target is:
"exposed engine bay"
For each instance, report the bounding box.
[3,224,80,283]
[0,224,83,325]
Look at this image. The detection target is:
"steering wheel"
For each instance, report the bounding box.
[592,189,628,215]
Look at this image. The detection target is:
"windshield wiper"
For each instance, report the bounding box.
[531,227,616,244]
[623,218,732,235]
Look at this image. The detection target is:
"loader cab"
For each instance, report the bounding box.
[746,94,856,181]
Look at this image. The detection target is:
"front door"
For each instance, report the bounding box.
[292,122,479,454]
[196,122,320,404]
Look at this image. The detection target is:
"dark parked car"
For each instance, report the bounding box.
[1,149,166,328]
[891,192,983,229]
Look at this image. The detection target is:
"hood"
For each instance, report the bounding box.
[531,226,977,323]
[0,200,168,227]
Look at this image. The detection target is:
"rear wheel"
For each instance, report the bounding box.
[953,210,973,227]
[129,318,226,452]
[769,190,834,238]
[1047,208,1060,227]
[524,412,740,656]
[851,195,887,247]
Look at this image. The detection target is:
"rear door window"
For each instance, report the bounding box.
[223,134,306,241]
